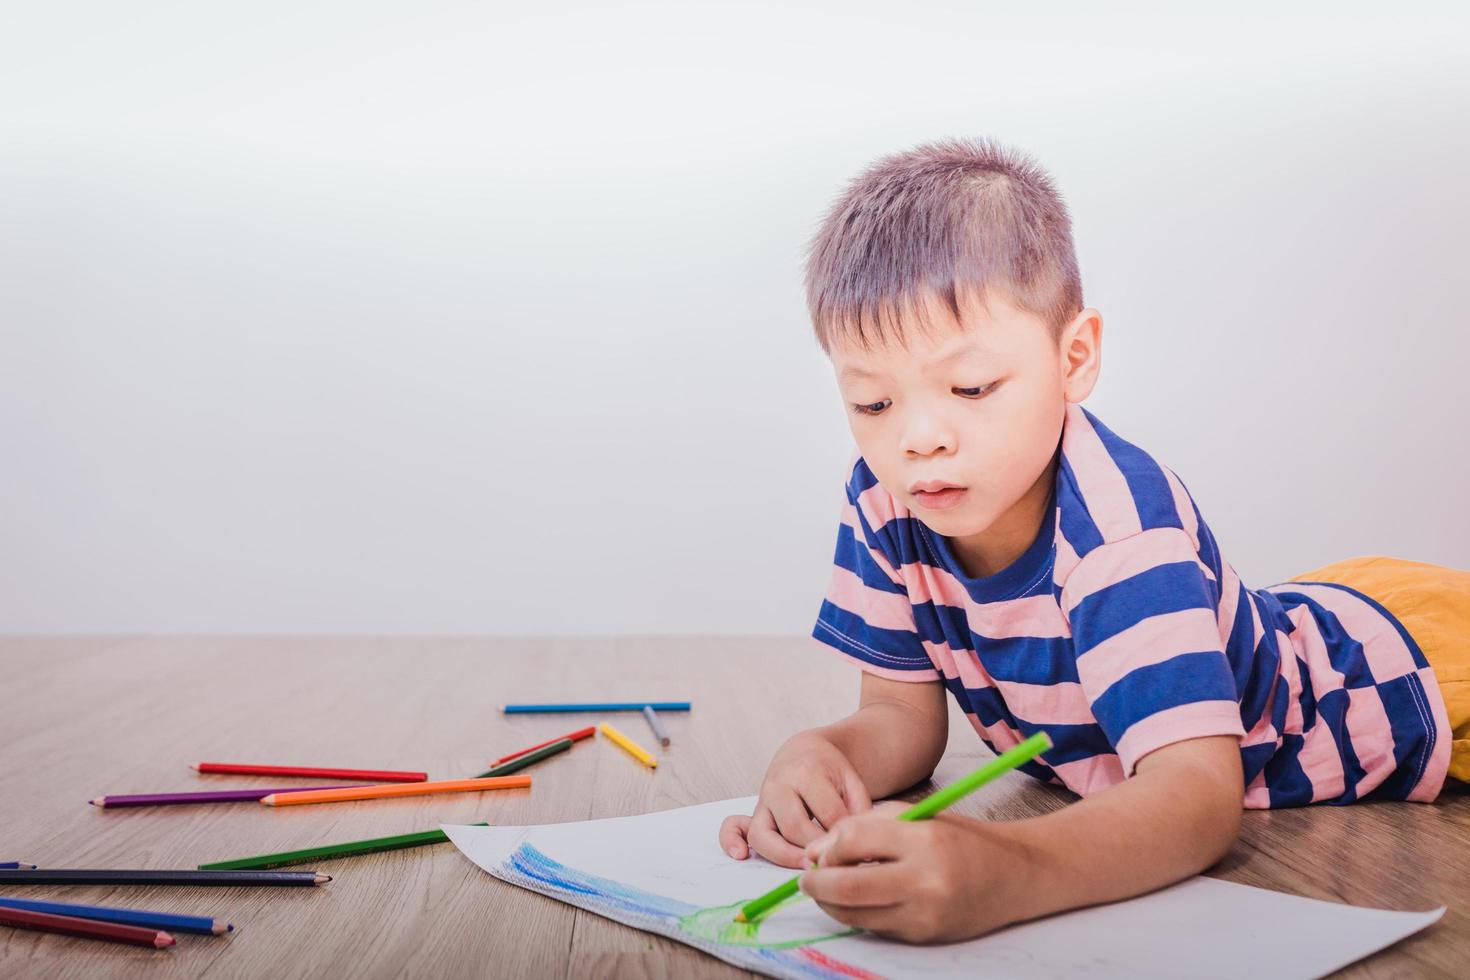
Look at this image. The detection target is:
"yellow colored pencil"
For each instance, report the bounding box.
[599,722,656,769]
[258,775,531,806]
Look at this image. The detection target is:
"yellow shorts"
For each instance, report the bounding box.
[1288,556,1470,785]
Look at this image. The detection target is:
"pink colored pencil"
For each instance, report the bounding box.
[193,763,426,782]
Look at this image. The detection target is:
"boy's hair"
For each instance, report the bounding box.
[804,136,1084,353]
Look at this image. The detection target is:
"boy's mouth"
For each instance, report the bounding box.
[909,481,968,510]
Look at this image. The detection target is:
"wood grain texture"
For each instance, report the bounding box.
[0,637,1465,978]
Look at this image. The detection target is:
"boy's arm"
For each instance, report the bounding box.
[801,733,1244,943]
[998,732,1243,918]
[821,670,949,799]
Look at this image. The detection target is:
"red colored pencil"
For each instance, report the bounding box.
[491,726,596,766]
[0,906,175,948]
[192,763,426,782]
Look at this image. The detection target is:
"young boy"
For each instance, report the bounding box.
[717,137,1470,943]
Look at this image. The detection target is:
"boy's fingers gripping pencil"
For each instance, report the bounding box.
[599,722,657,769]
[733,730,1053,924]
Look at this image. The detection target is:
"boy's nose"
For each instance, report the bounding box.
[900,415,956,457]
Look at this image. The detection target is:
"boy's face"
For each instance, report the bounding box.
[829,287,1098,560]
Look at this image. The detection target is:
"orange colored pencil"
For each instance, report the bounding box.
[258,775,530,806]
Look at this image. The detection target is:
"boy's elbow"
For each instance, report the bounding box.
[1201,793,1243,867]
[1164,767,1241,874]
[1191,756,1244,868]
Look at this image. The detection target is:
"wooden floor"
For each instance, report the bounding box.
[1,637,1466,978]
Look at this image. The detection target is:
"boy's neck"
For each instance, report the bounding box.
[948,450,1060,581]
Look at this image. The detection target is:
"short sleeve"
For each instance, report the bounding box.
[1061,526,1246,774]
[812,483,938,682]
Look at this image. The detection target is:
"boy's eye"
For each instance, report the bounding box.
[954,383,997,398]
[851,383,996,416]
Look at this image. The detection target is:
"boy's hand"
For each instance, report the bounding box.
[798,803,1026,944]
[719,730,873,868]
[798,735,1246,944]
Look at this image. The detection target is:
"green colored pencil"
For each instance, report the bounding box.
[474,738,573,778]
[199,822,489,871]
[734,731,1052,923]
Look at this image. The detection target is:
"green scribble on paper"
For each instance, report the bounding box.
[677,898,859,949]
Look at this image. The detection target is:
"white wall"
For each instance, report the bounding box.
[2,2,1466,634]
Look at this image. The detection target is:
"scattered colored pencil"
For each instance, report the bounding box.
[641,705,671,747]
[0,869,329,887]
[0,896,230,935]
[504,702,691,714]
[200,822,490,871]
[0,906,175,948]
[491,726,596,766]
[91,785,371,808]
[599,722,656,769]
[735,731,1053,923]
[194,763,426,782]
[0,862,36,870]
[259,775,530,807]
[475,739,572,778]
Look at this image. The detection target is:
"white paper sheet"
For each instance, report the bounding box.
[444,796,1443,979]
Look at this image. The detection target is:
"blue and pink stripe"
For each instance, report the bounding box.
[813,402,1450,807]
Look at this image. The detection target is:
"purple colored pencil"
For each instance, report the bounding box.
[89,785,373,808]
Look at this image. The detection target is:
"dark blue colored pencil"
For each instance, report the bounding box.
[0,896,229,935]
[0,862,36,871]
[503,701,690,713]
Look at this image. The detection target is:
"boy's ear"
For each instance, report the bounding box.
[1059,308,1102,403]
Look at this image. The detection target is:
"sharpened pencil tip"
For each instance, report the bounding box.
[88,799,101,807]
[316,873,332,883]
[733,912,747,922]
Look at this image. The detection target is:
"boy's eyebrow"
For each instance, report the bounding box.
[838,343,987,382]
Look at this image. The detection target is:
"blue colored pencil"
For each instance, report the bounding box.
[503,702,691,714]
[0,862,36,870]
[0,896,230,935]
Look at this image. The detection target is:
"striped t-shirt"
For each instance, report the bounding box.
[814,402,1451,806]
